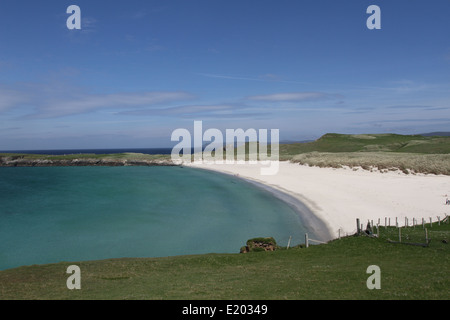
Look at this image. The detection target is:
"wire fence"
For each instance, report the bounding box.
[286,215,449,249]
[352,215,449,247]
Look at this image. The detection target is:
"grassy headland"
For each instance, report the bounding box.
[0,152,173,167]
[280,133,450,155]
[280,133,450,175]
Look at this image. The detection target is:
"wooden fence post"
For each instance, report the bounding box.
[305,233,309,248]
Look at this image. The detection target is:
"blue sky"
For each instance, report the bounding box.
[0,0,449,150]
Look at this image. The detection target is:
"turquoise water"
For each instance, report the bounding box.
[0,166,308,270]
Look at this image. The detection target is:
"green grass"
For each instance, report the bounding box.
[1,222,448,300]
[277,133,450,174]
[279,133,450,156]
[375,218,449,245]
[0,152,171,161]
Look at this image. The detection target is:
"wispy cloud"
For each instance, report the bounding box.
[0,82,195,119]
[444,49,450,61]
[33,91,195,119]
[122,104,235,116]
[357,117,450,125]
[258,74,282,81]
[386,80,431,94]
[386,105,449,111]
[62,14,98,41]
[119,104,270,119]
[80,17,97,34]
[198,73,268,82]
[131,11,148,20]
[0,85,31,112]
[128,6,168,20]
[196,73,308,85]
[247,92,342,102]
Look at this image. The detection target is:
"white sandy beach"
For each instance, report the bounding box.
[188,161,450,240]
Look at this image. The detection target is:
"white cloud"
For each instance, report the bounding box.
[0,82,195,118]
[0,86,31,112]
[119,104,269,119]
[196,73,308,85]
[34,91,195,118]
[80,17,97,33]
[247,92,341,102]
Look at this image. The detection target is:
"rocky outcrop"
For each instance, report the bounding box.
[240,237,278,253]
[0,157,176,167]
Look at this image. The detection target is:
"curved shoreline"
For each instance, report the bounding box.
[187,165,334,243]
[187,161,450,242]
[239,177,334,242]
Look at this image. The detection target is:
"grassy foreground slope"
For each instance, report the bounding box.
[0,222,448,300]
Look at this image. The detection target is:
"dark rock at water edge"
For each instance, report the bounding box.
[0,157,176,167]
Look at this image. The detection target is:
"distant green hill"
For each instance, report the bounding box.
[280,133,450,155]
[420,132,450,137]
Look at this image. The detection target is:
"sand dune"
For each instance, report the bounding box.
[188,161,450,240]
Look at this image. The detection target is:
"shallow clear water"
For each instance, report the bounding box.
[0,166,308,270]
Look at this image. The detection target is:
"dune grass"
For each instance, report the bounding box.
[289,152,450,175]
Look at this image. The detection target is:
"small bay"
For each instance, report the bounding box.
[0,166,309,270]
